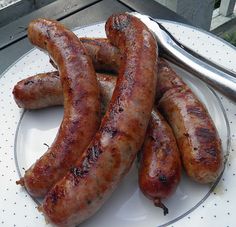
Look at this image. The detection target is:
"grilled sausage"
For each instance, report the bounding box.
[14,34,223,183]
[49,38,122,73]
[13,71,62,109]
[155,59,185,101]
[12,40,183,110]
[156,60,223,183]
[13,72,116,114]
[12,59,183,110]
[80,38,122,73]
[139,108,181,215]
[16,19,100,198]
[158,86,223,183]
[14,70,181,214]
[39,13,158,226]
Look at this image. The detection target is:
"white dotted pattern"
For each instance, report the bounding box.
[0,49,53,227]
[159,20,236,227]
[160,20,236,74]
[0,21,235,227]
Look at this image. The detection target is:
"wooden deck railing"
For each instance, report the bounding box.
[155,0,236,30]
[220,0,236,16]
[0,0,55,27]
[1,0,235,31]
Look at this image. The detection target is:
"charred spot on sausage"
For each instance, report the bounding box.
[102,126,118,138]
[112,15,131,31]
[87,145,101,163]
[183,133,189,137]
[87,199,92,205]
[118,107,124,113]
[48,185,65,205]
[49,190,58,204]
[159,175,167,183]
[70,145,102,179]
[206,147,217,157]
[24,80,34,86]
[187,106,206,118]
[195,127,216,142]
[70,167,86,178]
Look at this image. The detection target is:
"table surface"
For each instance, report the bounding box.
[0,0,189,75]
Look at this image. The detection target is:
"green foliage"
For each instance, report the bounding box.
[223,31,236,47]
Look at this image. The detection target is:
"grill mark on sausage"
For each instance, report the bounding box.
[13,35,222,188]
[102,126,118,138]
[187,105,207,118]
[81,38,109,47]
[40,14,157,225]
[70,144,102,180]
[86,145,102,163]
[112,15,131,31]
[49,190,59,205]
[24,80,34,85]
[47,185,65,205]
[70,167,88,178]
[18,18,100,198]
[108,96,125,117]
[158,174,167,183]
[139,110,181,213]
[73,90,88,107]
[205,147,218,157]
[55,120,79,137]
[195,127,216,142]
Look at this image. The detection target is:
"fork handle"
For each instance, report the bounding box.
[131,12,236,101]
[160,42,236,101]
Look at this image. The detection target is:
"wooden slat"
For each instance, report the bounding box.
[62,0,130,29]
[0,0,55,27]
[0,0,33,27]
[0,0,188,74]
[118,0,190,24]
[0,0,130,74]
[155,0,214,30]
[220,0,236,16]
[0,0,101,50]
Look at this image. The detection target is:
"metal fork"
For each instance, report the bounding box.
[131,12,236,101]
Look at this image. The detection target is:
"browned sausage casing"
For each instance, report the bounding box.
[49,38,122,72]
[12,39,183,110]
[80,38,122,73]
[155,59,185,101]
[158,86,223,183]
[16,19,100,198]
[13,72,116,114]
[79,41,223,184]
[139,108,181,214]
[14,71,181,213]
[13,71,62,109]
[40,13,158,226]
[14,70,181,213]
[13,36,223,184]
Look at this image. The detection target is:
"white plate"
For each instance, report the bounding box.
[0,21,236,227]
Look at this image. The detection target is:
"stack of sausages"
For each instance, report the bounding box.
[13,13,223,227]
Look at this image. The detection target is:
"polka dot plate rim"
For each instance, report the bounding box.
[0,20,235,227]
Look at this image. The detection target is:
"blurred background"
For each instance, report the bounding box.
[0,0,235,46]
[155,0,236,46]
